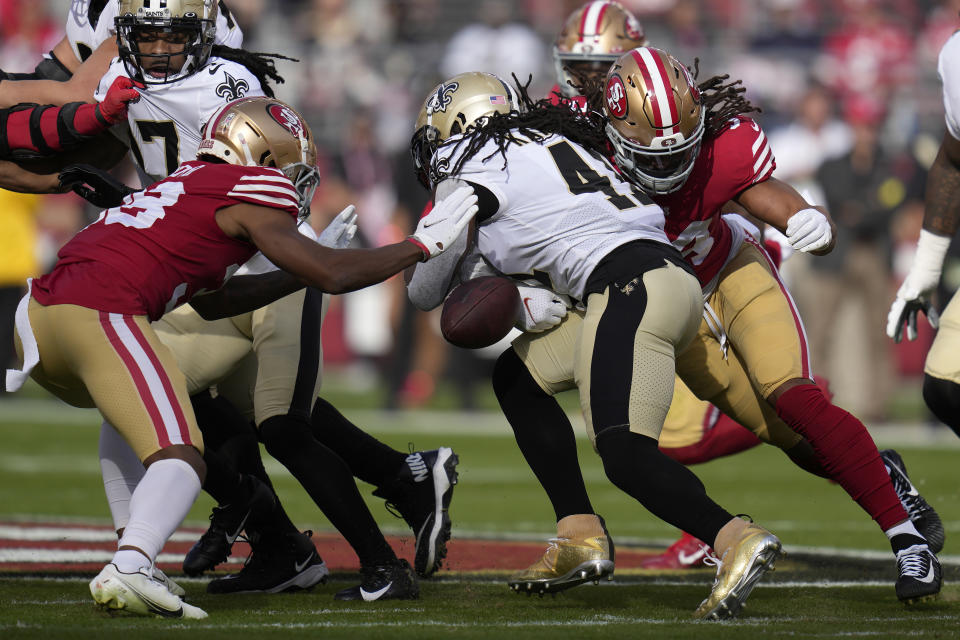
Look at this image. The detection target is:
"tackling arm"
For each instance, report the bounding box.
[0,40,118,108]
[188,271,304,320]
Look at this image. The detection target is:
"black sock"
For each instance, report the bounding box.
[595,427,732,545]
[260,414,396,566]
[191,391,299,538]
[201,448,243,505]
[310,397,406,487]
[492,348,594,520]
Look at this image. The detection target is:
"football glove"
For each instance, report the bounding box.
[58,164,137,209]
[317,204,358,249]
[96,76,143,125]
[408,186,478,260]
[785,208,832,253]
[886,229,950,343]
[515,282,570,333]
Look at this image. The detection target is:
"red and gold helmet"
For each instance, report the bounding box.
[553,1,648,98]
[603,47,703,195]
[198,97,320,217]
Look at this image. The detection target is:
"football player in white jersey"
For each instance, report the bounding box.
[0,0,242,107]
[407,72,783,620]
[888,31,960,436]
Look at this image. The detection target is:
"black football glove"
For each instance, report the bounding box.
[58,164,137,208]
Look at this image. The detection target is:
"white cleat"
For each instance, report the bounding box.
[153,567,186,597]
[90,563,207,619]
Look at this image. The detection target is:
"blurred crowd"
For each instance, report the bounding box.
[3,0,959,419]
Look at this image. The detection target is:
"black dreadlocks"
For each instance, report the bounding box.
[689,60,761,137]
[440,74,610,181]
[210,45,297,98]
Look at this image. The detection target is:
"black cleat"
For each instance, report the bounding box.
[880,449,945,554]
[334,558,419,601]
[182,475,276,576]
[895,544,942,604]
[373,447,459,577]
[206,530,328,594]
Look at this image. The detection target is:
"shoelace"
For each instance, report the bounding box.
[896,544,931,578]
[702,549,724,588]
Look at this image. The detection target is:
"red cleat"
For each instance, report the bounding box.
[641,532,713,569]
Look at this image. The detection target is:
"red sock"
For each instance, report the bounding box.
[775,384,906,531]
[661,410,762,465]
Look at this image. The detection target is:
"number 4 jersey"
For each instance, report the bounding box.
[436,132,668,301]
[31,161,300,321]
[95,57,264,185]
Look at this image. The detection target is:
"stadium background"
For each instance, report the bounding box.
[2,3,960,633]
[2,0,960,423]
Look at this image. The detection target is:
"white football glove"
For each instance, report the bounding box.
[317,205,358,249]
[409,186,479,260]
[785,208,832,253]
[886,229,950,343]
[515,282,570,332]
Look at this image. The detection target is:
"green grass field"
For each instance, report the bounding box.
[1,393,959,638]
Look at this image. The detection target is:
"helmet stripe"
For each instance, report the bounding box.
[632,48,679,135]
[580,2,608,37]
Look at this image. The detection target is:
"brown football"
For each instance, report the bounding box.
[441,276,519,349]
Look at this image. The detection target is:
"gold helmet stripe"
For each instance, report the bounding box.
[632,48,679,134]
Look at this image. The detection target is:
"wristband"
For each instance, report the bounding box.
[913,229,951,276]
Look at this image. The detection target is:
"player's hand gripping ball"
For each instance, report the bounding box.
[441,276,520,348]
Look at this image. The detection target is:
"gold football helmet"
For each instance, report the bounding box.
[553,1,648,98]
[116,0,217,84]
[603,47,704,195]
[411,71,520,188]
[198,97,320,217]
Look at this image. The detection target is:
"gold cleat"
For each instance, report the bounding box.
[508,534,615,596]
[693,523,783,620]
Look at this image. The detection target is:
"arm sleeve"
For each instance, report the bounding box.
[0,101,110,158]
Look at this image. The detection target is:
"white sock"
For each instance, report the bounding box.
[115,458,201,568]
[99,421,146,532]
[885,520,924,541]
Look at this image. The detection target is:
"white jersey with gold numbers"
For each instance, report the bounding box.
[94,56,264,185]
[437,132,668,300]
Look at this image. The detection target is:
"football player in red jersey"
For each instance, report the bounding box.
[599,46,941,603]
[4,96,477,618]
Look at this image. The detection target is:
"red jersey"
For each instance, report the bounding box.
[653,116,775,286]
[32,161,300,321]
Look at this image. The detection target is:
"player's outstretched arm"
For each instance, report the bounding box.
[0,40,118,108]
[218,186,478,294]
[189,270,304,320]
[0,159,63,193]
[735,177,836,255]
